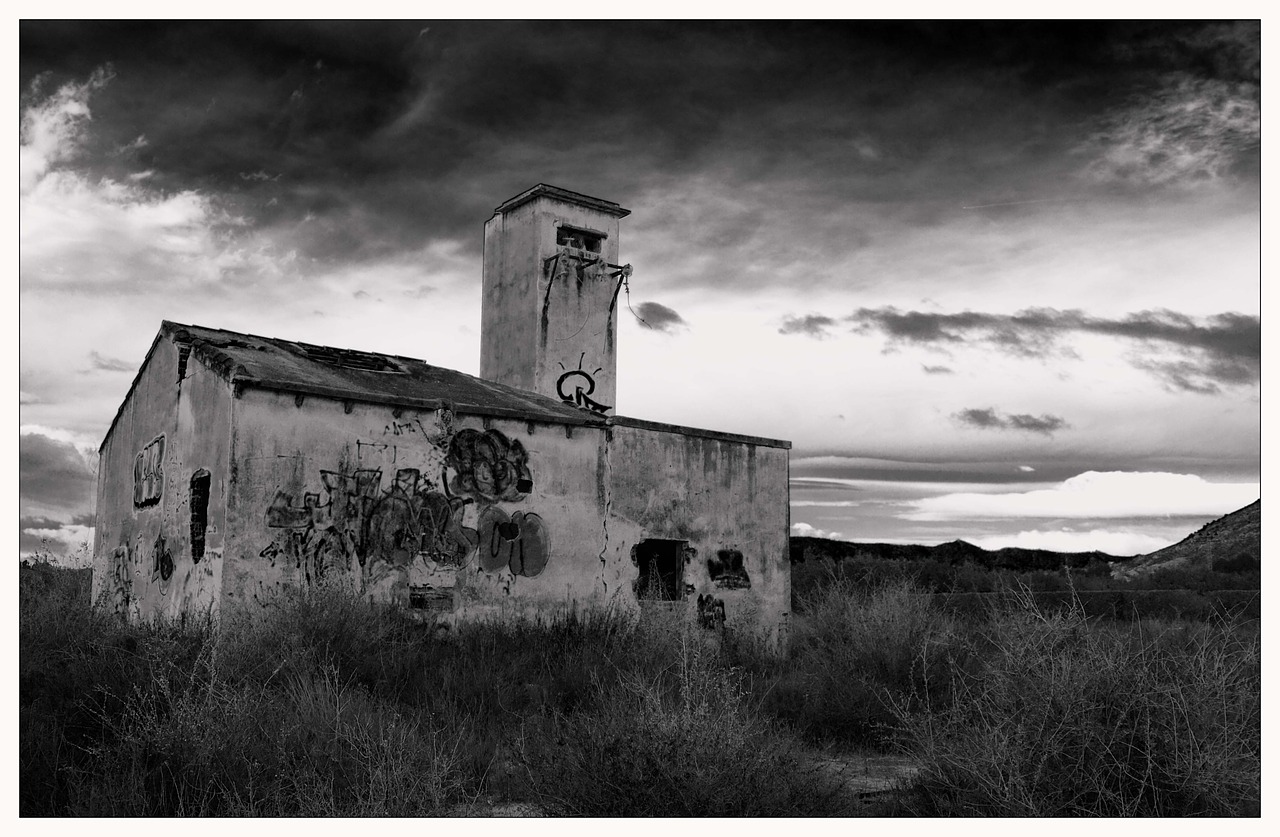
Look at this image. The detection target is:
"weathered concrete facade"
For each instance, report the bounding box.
[94,185,791,646]
[92,332,231,621]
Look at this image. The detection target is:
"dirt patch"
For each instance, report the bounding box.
[810,753,921,798]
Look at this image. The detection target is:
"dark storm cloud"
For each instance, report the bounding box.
[779,314,837,338]
[20,21,1259,290]
[954,408,1068,436]
[19,432,96,513]
[88,351,134,372]
[843,307,1259,393]
[634,302,687,333]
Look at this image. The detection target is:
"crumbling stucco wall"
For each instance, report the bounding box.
[605,422,791,648]
[221,388,636,622]
[92,338,231,620]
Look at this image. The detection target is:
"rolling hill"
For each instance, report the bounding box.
[1114,500,1261,579]
[789,536,1126,573]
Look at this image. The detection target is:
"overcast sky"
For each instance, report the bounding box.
[18,19,1261,562]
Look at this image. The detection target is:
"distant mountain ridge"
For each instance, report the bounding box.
[1115,500,1260,579]
[789,536,1124,573]
[790,499,1261,579]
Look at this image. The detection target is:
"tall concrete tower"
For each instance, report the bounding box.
[480,184,631,414]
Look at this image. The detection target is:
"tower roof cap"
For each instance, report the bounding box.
[493,183,631,218]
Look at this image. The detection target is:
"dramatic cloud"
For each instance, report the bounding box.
[1078,64,1259,188]
[954,408,1068,436]
[844,307,1259,394]
[19,431,97,522]
[634,302,687,333]
[779,314,837,338]
[905,471,1259,522]
[20,66,299,300]
[19,22,1260,556]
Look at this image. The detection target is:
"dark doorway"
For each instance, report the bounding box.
[634,539,685,601]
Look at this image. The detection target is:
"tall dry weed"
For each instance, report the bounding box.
[897,594,1261,816]
[516,626,851,815]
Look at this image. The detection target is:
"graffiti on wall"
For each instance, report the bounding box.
[555,353,611,414]
[134,435,165,508]
[476,507,550,577]
[263,466,479,589]
[259,417,555,599]
[108,544,135,616]
[697,593,726,630]
[708,549,751,589]
[447,428,534,501]
[151,532,175,582]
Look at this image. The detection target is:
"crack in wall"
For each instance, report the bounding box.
[598,428,612,596]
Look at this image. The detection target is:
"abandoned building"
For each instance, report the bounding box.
[91,184,792,644]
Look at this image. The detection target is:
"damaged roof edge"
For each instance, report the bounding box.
[610,415,791,450]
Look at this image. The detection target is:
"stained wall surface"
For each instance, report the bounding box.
[218,389,790,645]
[221,388,627,621]
[92,338,231,620]
[605,422,792,647]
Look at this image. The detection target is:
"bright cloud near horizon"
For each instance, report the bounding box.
[19,21,1260,563]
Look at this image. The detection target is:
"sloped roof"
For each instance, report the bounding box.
[162,320,606,427]
[101,321,790,451]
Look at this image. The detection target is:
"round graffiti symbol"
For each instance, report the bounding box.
[476,506,550,578]
[555,353,611,414]
[152,532,174,581]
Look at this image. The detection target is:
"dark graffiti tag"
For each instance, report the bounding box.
[263,466,478,591]
[108,544,134,615]
[476,506,550,578]
[697,594,726,630]
[134,436,165,508]
[447,429,534,501]
[708,549,751,589]
[555,352,611,414]
[152,532,174,582]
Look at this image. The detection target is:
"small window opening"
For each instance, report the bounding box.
[190,470,211,563]
[634,539,686,601]
[177,344,191,382]
[556,225,603,254]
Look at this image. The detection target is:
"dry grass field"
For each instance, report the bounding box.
[19,557,1260,816]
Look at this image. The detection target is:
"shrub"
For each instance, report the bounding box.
[897,597,1261,816]
[770,579,971,745]
[71,665,466,816]
[515,628,851,816]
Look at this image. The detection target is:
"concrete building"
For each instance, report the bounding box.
[92,185,792,644]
